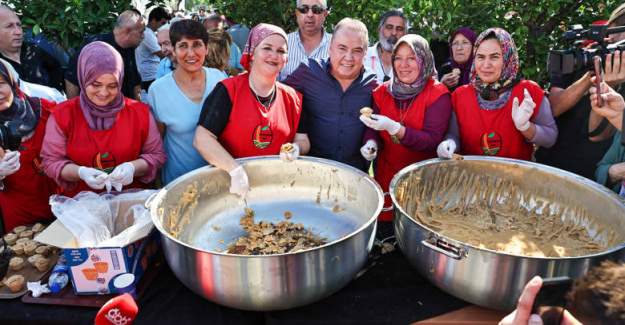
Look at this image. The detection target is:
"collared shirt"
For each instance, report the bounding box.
[285,58,378,171]
[363,42,393,84]
[279,30,331,80]
[1,41,65,91]
[155,57,174,80]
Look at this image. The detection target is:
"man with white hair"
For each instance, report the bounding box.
[154,19,177,80]
[65,10,144,99]
[279,0,331,80]
[363,9,408,83]
[285,18,378,171]
[0,5,65,91]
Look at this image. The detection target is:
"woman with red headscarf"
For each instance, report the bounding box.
[41,41,166,197]
[194,23,310,199]
[439,27,477,91]
[436,28,557,160]
[0,58,57,231]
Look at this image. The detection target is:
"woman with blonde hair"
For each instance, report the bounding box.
[205,29,234,75]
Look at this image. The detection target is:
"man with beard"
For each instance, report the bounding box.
[363,10,408,83]
[280,0,332,80]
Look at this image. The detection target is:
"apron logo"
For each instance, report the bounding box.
[252,124,272,149]
[481,132,502,156]
[93,152,117,173]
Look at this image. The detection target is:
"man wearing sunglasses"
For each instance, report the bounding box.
[279,0,332,80]
[363,9,408,83]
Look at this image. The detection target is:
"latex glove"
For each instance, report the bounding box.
[279,143,300,162]
[436,139,457,159]
[0,150,20,178]
[511,89,535,132]
[360,140,378,161]
[108,162,135,192]
[359,114,402,135]
[78,166,108,190]
[228,165,249,198]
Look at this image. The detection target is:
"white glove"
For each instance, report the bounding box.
[108,162,135,192]
[0,150,21,178]
[511,89,535,132]
[360,140,378,161]
[228,165,249,198]
[77,166,108,190]
[359,114,402,135]
[436,139,457,159]
[279,143,300,162]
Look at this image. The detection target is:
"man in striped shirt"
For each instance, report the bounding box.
[279,0,332,80]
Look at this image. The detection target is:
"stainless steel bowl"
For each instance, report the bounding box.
[390,156,625,310]
[147,156,383,311]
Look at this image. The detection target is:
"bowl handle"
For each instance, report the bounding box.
[421,237,467,260]
[381,192,394,212]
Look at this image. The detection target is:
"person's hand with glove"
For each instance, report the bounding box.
[279,143,300,162]
[512,89,535,132]
[359,114,402,136]
[360,140,378,161]
[228,165,249,198]
[0,150,21,178]
[77,166,109,190]
[108,162,135,192]
[436,139,457,159]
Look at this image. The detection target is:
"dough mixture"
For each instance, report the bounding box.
[227,208,327,255]
[397,166,617,258]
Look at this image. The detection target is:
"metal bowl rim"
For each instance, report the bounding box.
[389,155,625,260]
[149,155,384,258]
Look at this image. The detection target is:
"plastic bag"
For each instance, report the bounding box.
[49,190,156,247]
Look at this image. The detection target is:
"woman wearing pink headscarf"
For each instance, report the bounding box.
[194,23,310,199]
[41,41,166,197]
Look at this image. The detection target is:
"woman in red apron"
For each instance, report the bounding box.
[0,59,58,232]
[194,24,310,199]
[436,28,557,160]
[41,42,166,198]
[359,34,452,221]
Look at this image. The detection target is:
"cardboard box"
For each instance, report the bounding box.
[35,192,159,295]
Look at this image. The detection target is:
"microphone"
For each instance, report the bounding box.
[94,293,138,325]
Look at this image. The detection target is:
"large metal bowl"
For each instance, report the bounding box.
[147,156,383,311]
[390,156,625,310]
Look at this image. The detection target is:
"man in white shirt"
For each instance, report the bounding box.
[363,10,408,83]
[136,7,169,93]
[279,0,332,80]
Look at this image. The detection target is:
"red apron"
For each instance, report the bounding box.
[0,99,58,231]
[453,80,544,160]
[219,73,302,158]
[373,80,449,221]
[53,97,150,197]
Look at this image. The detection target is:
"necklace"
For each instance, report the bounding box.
[391,95,418,144]
[249,78,276,110]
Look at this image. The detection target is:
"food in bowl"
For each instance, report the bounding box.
[227,208,327,255]
[397,165,617,258]
[360,107,373,118]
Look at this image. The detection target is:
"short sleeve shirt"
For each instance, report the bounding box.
[279,31,331,81]
[1,42,65,91]
[135,28,161,81]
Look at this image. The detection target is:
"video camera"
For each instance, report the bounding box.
[548,24,625,76]
[0,121,23,151]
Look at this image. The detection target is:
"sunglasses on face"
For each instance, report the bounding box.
[296,5,326,15]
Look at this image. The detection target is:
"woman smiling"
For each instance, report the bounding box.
[194,23,310,199]
[437,28,557,160]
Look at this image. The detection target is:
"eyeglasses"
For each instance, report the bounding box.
[296,5,326,15]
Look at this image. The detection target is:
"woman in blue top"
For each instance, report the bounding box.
[147,19,227,184]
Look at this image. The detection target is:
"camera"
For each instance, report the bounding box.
[0,121,22,151]
[548,24,625,75]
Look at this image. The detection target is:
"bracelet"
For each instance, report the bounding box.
[588,118,609,137]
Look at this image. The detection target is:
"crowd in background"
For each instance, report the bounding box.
[1,1,625,323]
